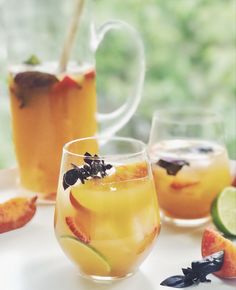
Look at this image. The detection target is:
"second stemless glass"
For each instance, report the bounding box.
[54,137,161,281]
[148,108,231,226]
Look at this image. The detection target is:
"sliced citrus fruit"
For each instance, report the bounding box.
[60,236,111,276]
[211,187,236,237]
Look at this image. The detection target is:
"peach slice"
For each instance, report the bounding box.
[69,191,92,237]
[0,196,37,233]
[232,176,236,187]
[70,162,151,214]
[170,179,199,190]
[137,226,160,254]
[84,70,96,80]
[43,192,57,201]
[69,191,86,212]
[53,76,81,92]
[65,216,90,244]
[201,227,236,278]
[106,162,148,182]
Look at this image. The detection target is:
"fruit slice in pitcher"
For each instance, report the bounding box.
[53,76,81,92]
[60,236,111,276]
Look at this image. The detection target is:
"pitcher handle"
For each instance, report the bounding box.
[92,20,145,137]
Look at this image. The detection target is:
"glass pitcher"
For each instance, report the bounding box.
[2,0,145,197]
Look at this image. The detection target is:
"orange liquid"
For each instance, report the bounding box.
[9,65,97,194]
[150,140,231,219]
[55,162,161,278]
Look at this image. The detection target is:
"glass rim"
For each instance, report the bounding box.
[153,107,222,125]
[63,136,147,159]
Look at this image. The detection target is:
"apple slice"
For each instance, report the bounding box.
[60,236,111,276]
[201,228,236,278]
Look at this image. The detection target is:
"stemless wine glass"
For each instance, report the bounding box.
[148,108,231,227]
[54,136,161,282]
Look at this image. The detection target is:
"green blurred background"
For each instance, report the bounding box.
[0,0,235,169]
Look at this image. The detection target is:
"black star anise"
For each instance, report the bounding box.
[156,159,190,176]
[62,152,113,190]
[160,251,224,288]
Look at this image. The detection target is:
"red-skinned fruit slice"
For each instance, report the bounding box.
[65,216,90,244]
[137,226,160,254]
[232,176,236,187]
[69,191,92,237]
[0,196,37,234]
[231,163,236,187]
[201,228,236,278]
[44,192,56,201]
[170,180,199,190]
[69,191,86,212]
[53,76,81,92]
[84,70,96,80]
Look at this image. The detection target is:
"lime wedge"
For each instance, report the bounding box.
[60,236,111,276]
[211,187,236,237]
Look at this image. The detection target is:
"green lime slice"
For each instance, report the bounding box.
[60,236,111,276]
[211,187,236,237]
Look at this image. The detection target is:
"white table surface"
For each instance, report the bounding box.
[0,168,235,290]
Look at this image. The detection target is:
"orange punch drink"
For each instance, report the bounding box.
[150,140,231,220]
[54,137,161,281]
[9,63,97,195]
[148,109,231,226]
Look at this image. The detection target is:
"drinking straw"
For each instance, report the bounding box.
[59,0,85,72]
